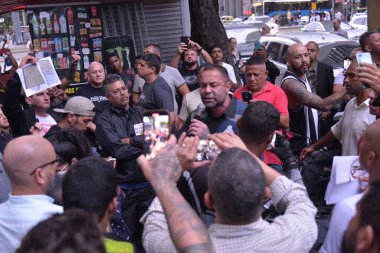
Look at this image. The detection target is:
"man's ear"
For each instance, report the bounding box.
[67,113,76,124]
[225,81,232,92]
[356,225,374,252]
[204,192,214,209]
[365,44,371,53]
[25,96,32,106]
[70,157,78,165]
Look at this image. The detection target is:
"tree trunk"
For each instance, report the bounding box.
[189,0,240,85]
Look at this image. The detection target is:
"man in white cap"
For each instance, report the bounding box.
[45,96,96,137]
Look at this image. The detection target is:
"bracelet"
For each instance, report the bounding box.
[198,47,203,53]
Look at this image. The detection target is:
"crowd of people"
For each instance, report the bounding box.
[0,27,380,253]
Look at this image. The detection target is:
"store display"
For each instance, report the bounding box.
[28,5,104,84]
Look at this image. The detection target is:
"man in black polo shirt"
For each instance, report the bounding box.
[177,64,247,226]
[95,74,153,252]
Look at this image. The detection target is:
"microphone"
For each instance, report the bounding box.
[192,103,206,120]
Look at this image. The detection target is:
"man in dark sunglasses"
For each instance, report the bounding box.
[0,135,63,253]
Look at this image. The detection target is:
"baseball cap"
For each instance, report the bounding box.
[54,96,96,117]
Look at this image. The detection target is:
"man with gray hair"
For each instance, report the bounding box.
[95,74,154,251]
[141,133,317,253]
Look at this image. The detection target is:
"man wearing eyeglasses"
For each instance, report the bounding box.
[0,135,63,253]
[95,74,154,252]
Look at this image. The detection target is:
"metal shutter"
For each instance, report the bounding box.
[101,0,184,64]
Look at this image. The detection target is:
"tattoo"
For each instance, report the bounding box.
[152,144,182,183]
[283,79,343,111]
[179,243,214,253]
[156,184,214,253]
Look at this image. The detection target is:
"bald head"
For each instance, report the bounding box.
[359,120,380,180]
[3,136,57,193]
[88,62,105,87]
[287,43,310,76]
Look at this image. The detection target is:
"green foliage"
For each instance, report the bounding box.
[0,13,13,31]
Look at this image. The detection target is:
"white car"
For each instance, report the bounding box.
[258,32,359,85]
[240,16,279,34]
[349,15,368,30]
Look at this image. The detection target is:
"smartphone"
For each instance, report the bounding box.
[356,52,373,66]
[180,36,190,48]
[266,133,277,150]
[242,91,252,103]
[143,110,170,160]
[254,42,262,52]
[195,140,220,161]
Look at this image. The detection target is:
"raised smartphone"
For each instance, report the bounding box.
[356,52,373,66]
[180,36,190,48]
[143,110,170,160]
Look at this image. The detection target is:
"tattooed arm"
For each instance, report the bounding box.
[282,78,346,112]
[138,135,214,253]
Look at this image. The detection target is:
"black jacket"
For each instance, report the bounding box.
[95,105,145,184]
[3,74,37,137]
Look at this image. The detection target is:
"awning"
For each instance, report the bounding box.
[0,0,27,15]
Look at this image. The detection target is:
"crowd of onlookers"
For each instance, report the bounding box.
[0,24,380,253]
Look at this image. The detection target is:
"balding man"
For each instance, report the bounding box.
[0,135,63,253]
[74,62,109,113]
[281,43,346,154]
[320,119,380,253]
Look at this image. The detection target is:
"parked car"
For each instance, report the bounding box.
[257,32,359,85]
[225,25,261,44]
[349,15,368,30]
[240,15,279,34]
[221,16,234,23]
[231,16,248,23]
[301,21,366,42]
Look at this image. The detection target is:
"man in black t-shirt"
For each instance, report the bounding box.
[170,40,213,92]
[107,53,135,93]
[74,62,109,113]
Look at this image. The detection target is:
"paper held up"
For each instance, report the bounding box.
[16,57,61,97]
[325,156,368,205]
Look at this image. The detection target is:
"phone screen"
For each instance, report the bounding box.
[195,140,220,161]
[180,36,190,47]
[143,110,170,160]
[356,52,373,66]
[254,42,262,52]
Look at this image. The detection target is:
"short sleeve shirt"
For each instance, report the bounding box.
[133,64,185,113]
[139,76,175,112]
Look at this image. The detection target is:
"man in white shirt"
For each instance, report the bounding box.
[300,60,376,158]
[0,135,63,252]
[320,119,380,253]
[209,45,239,89]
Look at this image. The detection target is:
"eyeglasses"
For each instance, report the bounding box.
[29,157,62,176]
[111,86,127,96]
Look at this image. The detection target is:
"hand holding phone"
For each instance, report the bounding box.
[242,91,252,103]
[180,36,190,48]
[143,110,170,160]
